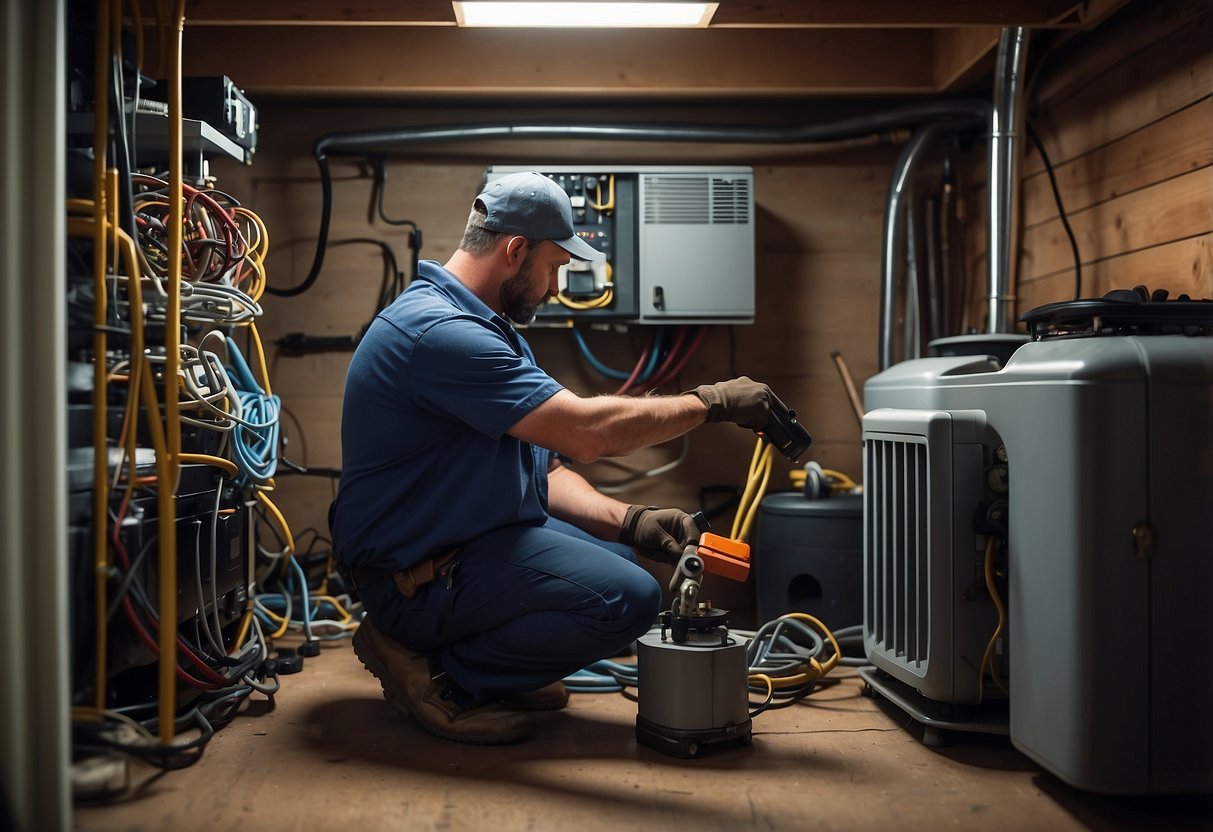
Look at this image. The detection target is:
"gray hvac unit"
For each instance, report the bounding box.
[859,295,1213,795]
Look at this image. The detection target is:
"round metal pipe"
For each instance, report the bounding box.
[879,121,951,370]
[987,26,1031,333]
[313,99,991,157]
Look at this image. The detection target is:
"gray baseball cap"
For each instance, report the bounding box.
[476,171,604,261]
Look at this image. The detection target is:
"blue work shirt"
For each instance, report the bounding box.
[331,259,563,570]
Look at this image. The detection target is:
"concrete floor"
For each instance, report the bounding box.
[73,636,1212,832]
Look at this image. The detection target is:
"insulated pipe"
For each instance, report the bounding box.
[270,99,992,297]
[987,26,1031,333]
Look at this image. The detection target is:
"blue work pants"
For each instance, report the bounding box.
[358,517,662,701]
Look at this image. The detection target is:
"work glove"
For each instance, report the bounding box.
[685,376,777,431]
[619,505,701,564]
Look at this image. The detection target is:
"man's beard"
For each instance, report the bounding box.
[500,249,546,325]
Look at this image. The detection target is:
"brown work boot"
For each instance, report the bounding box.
[352,617,533,745]
[500,681,570,711]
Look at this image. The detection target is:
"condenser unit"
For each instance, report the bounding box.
[859,295,1213,795]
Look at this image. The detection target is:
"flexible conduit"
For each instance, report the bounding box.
[881,123,948,369]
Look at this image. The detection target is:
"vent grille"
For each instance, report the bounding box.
[643,175,750,225]
[865,435,931,670]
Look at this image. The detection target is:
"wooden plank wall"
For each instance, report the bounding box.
[963,0,1212,322]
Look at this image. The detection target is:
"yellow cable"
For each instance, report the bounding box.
[757,613,842,689]
[588,175,615,212]
[179,452,239,479]
[247,321,273,397]
[89,0,111,718]
[71,706,104,724]
[257,601,291,639]
[789,465,859,495]
[156,0,187,745]
[230,609,253,654]
[311,594,354,622]
[747,672,775,709]
[737,445,773,541]
[978,536,1008,702]
[731,441,763,538]
[557,286,613,310]
[255,490,297,554]
[732,439,773,541]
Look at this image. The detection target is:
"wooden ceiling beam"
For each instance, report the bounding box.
[180,0,1092,28]
[182,26,938,97]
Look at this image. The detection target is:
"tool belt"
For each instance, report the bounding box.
[350,548,460,600]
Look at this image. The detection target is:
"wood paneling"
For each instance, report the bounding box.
[1018,232,1213,310]
[1022,98,1213,227]
[179,0,1093,28]
[1019,167,1213,284]
[1026,2,1213,173]
[182,26,938,97]
[933,25,1000,90]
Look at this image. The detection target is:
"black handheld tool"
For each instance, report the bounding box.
[757,396,813,462]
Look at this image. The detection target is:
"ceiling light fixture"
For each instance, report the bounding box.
[453,2,717,28]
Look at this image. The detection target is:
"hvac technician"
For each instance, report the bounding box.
[330,170,777,745]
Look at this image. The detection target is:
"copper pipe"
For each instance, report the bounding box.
[830,350,864,430]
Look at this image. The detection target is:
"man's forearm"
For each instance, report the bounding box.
[546,462,631,541]
[511,389,708,464]
[585,393,709,458]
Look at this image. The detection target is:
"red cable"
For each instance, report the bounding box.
[613,329,656,395]
[624,325,686,395]
[640,326,706,393]
[111,486,230,688]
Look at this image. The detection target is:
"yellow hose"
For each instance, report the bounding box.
[90,0,111,716]
[155,0,187,746]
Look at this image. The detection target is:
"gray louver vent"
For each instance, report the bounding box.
[865,435,930,668]
[863,407,995,705]
[710,176,750,224]
[643,175,750,225]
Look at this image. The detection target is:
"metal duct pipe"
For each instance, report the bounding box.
[987,26,1031,333]
[270,98,992,297]
[313,99,991,157]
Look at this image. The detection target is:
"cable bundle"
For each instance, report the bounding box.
[572,324,707,395]
[224,336,280,484]
[132,173,267,326]
[731,439,773,542]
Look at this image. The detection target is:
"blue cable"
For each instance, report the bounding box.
[563,658,638,693]
[570,328,629,380]
[638,326,664,384]
[287,554,315,642]
[225,337,280,484]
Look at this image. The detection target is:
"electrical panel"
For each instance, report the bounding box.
[486,165,755,325]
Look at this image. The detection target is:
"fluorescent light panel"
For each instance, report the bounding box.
[454,2,717,28]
